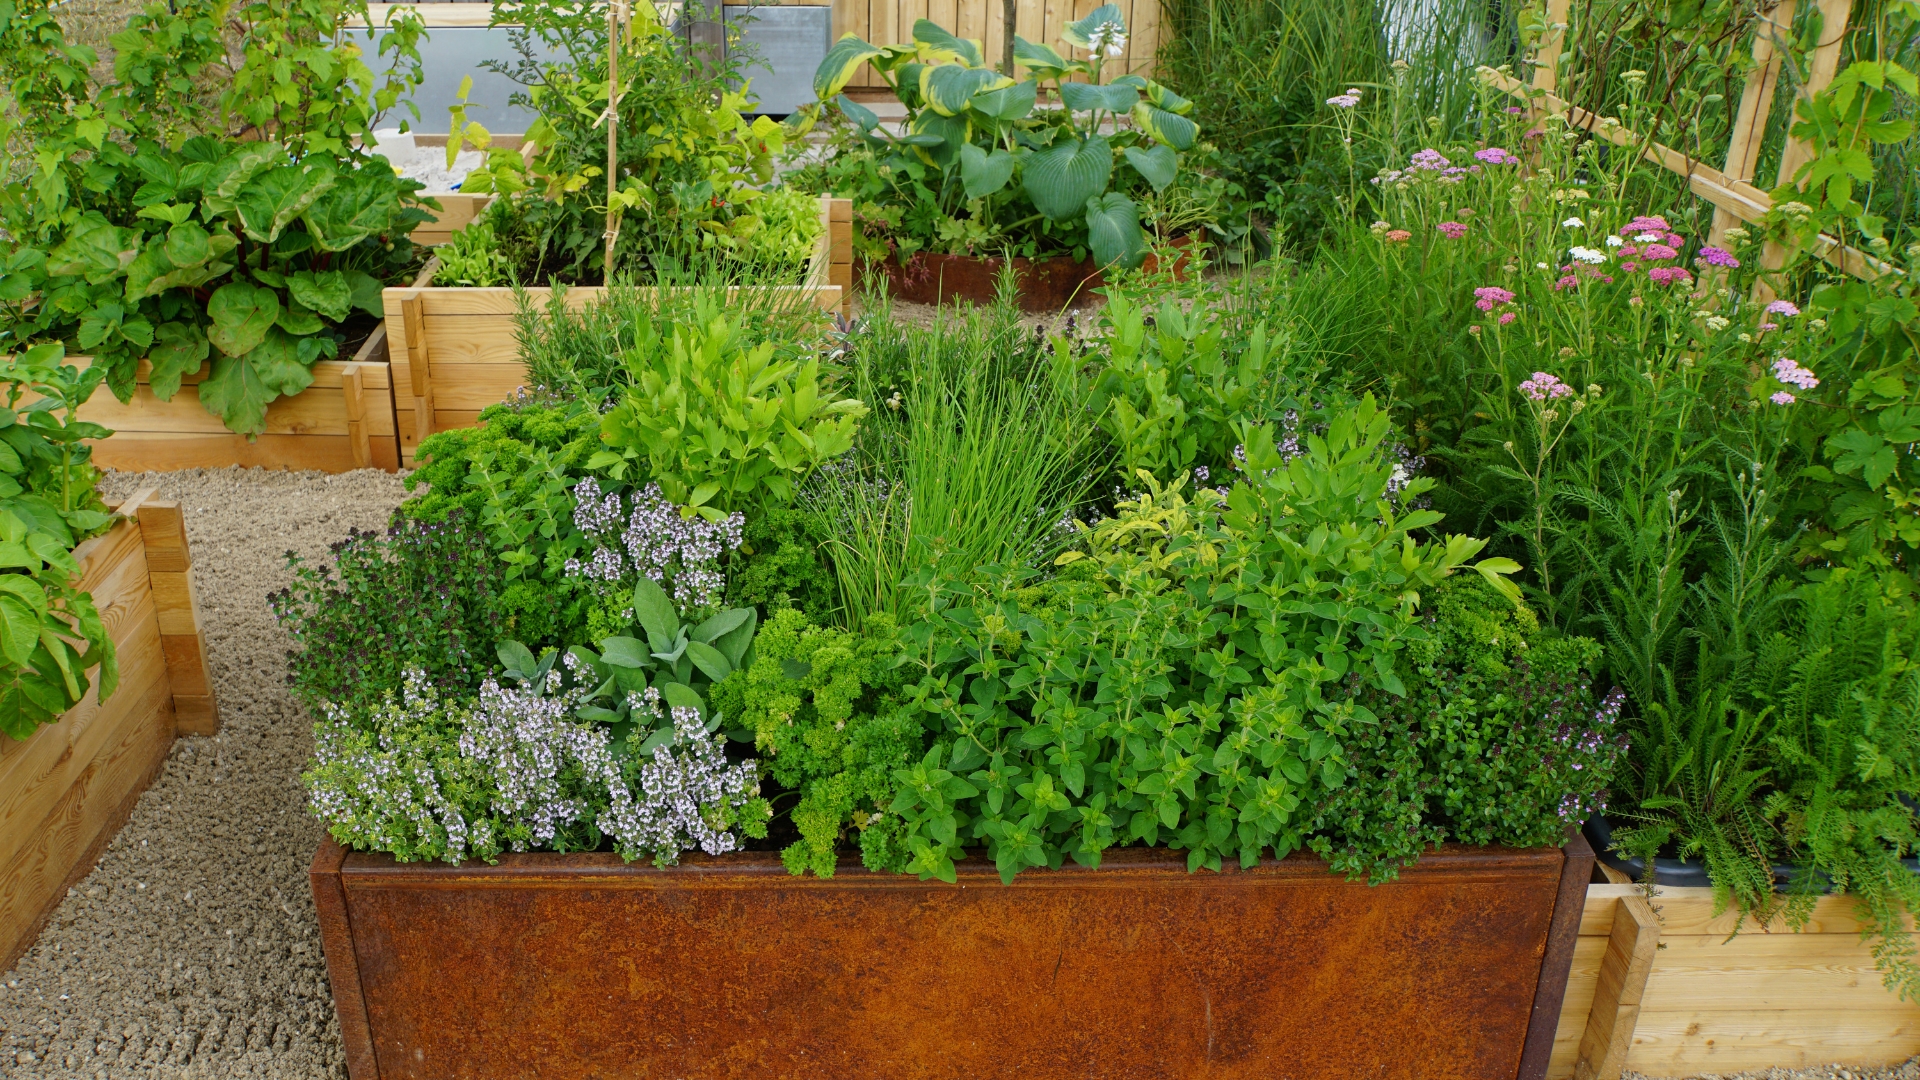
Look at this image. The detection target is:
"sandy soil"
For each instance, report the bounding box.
[0,464,1914,1080]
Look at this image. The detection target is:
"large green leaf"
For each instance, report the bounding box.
[303,170,402,252]
[276,304,323,336]
[1012,36,1072,79]
[198,353,272,436]
[911,19,985,67]
[201,144,284,218]
[1085,192,1146,269]
[347,271,384,318]
[1061,3,1126,49]
[834,94,881,131]
[960,143,1017,199]
[1022,135,1112,221]
[1123,143,1178,191]
[1145,80,1194,116]
[815,34,884,100]
[206,281,280,357]
[910,112,971,169]
[920,64,1009,116]
[163,221,213,268]
[632,576,679,652]
[0,592,40,668]
[234,163,333,244]
[1059,81,1138,114]
[288,269,351,322]
[47,214,137,284]
[970,80,1037,122]
[250,327,315,398]
[148,322,210,401]
[1133,103,1199,150]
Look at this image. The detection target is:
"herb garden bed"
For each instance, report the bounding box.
[0,492,217,972]
[381,196,851,465]
[312,838,1593,1080]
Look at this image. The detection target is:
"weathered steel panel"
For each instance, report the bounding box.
[315,842,1573,1080]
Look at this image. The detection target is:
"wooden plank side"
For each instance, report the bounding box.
[89,434,372,475]
[0,519,174,972]
[79,386,368,438]
[428,365,535,411]
[1624,1009,1920,1075]
[1572,895,1659,1080]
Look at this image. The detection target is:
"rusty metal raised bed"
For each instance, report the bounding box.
[311,836,1593,1080]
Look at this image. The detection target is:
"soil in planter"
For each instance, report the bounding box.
[0,466,409,1080]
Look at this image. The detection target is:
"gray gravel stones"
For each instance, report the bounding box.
[0,466,408,1080]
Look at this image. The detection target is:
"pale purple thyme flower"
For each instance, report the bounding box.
[1475,147,1520,165]
[1519,372,1574,401]
[1695,246,1740,268]
[1766,300,1801,317]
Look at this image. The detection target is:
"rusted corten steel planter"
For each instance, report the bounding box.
[311,835,1593,1080]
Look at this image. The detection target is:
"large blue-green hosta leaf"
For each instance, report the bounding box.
[1012,36,1072,79]
[1085,193,1146,269]
[1023,136,1112,221]
[911,20,985,67]
[959,144,1017,199]
[1123,144,1177,191]
[1132,102,1199,151]
[1059,81,1138,114]
[970,80,1037,122]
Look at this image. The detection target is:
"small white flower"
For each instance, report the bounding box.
[1635,232,1662,243]
[1562,216,1585,228]
[1569,246,1607,264]
[1605,235,1624,247]
[1704,315,1730,331]
[1536,262,1550,270]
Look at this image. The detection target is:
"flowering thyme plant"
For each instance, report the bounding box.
[564,476,744,635]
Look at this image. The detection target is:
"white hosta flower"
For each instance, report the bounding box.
[1569,246,1607,264]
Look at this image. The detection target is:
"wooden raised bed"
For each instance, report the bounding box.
[383,196,854,466]
[0,488,218,971]
[312,837,1593,1080]
[1552,883,1920,1078]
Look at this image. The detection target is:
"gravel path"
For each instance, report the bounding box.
[0,465,1915,1080]
[0,467,409,1080]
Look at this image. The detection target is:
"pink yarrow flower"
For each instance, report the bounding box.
[1383,229,1411,242]
[1519,372,1574,401]
[1642,243,1679,261]
[1474,286,1516,311]
[1498,311,1517,325]
[1409,149,1451,170]
[1766,300,1801,317]
[1771,391,1796,405]
[1772,357,1819,390]
[1648,266,1692,286]
[1696,247,1740,268]
[1475,147,1520,165]
[1621,215,1671,235]
[1436,221,1468,238]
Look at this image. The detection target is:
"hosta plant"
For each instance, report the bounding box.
[810,3,1201,268]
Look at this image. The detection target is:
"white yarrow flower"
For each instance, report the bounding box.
[1562,216,1584,228]
[1605,235,1624,247]
[1569,246,1607,264]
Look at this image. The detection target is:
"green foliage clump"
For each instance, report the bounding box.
[883,398,1533,884]
[0,344,118,737]
[404,400,605,644]
[1312,577,1623,881]
[710,608,918,876]
[269,513,505,717]
[0,0,432,435]
[726,507,838,623]
[592,312,867,517]
[808,6,1202,268]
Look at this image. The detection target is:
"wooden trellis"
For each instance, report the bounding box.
[1480,0,1895,285]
